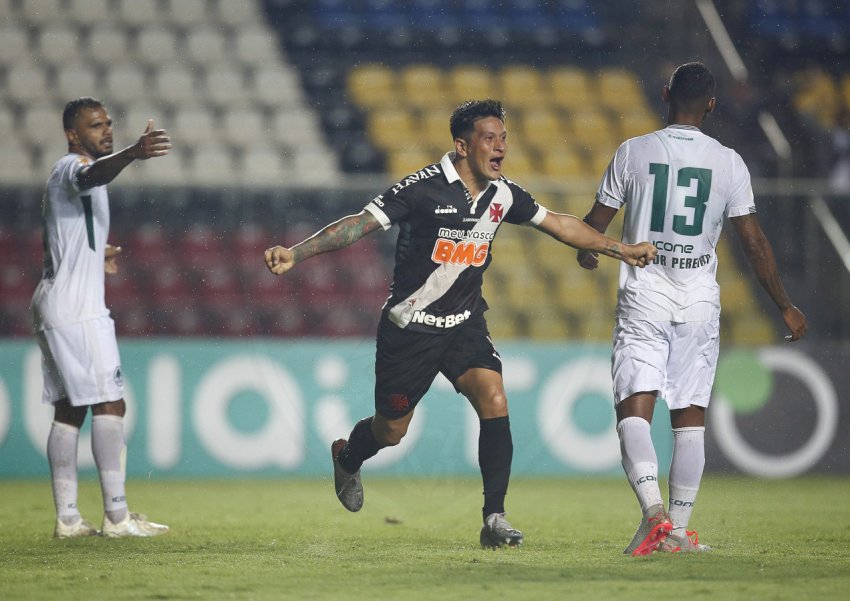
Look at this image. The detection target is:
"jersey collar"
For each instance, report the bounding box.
[667,124,701,131]
[441,152,462,183]
[440,152,496,213]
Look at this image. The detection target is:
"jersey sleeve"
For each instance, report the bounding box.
[53,154,90,194]
[725,151,756,218]
[363,183,415,231]
[595,141,629,209]
[504,181,547,225]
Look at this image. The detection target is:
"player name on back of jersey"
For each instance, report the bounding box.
[652,240,712,269]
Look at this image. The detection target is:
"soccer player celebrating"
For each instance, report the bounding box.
[577,63,807,555]
[265,99,657,548]
[30,97,171,538]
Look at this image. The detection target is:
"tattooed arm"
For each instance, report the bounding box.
[535,210,657,267]
[264,210,382,276]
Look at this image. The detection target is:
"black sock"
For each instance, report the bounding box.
[338,417,385,474]
[479,415,513,521]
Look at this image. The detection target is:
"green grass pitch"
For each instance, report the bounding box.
[1,476,848,600]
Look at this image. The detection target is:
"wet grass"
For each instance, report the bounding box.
[1,475,848,600]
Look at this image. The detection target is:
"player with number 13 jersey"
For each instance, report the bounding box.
[596,125,755,323]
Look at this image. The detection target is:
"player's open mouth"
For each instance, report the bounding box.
[490,157,503,170]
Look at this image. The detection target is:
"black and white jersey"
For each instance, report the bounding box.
[365,152,547,334]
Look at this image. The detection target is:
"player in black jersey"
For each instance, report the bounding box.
[265,99,657,548]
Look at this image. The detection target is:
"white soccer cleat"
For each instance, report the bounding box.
[54,516,99,539]
[623,504,673,556]
[102,512,169,538]
[658,530,712,553]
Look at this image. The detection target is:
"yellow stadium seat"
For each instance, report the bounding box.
[500,65,549,110]
[449,65,495,105]
[551,270,602,312]
[596,67,645,111]
[504,277,549,313]
[549,66,595,111]
[715,243,744,290]
[577,308,615,342]
[793,67,840,128]
[367,108,416,151]
[386,148,436,179]
[479,299,522,340]
[527,309,574,341]
[842,74,850,110]
[400,64,451,110]
[348,63,398,110]
[486,312,523,340]
[419,108,452,151]
[562,193,595,216]
[567,108,618,148]
[615,108,662,140]
[730,314,776,346]
[532,190,558,210]
[503,143,539,180]
[720,275,758,313]
[541,143,590,179]
[517,108,569,152]
[587,149,616,178]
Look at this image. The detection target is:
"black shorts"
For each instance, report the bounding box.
[374,311,502,419]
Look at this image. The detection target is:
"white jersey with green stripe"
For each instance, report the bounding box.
[30,153,111,331]
[596,125,756,322]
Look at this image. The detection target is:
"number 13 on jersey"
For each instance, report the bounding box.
[649,163,712,236]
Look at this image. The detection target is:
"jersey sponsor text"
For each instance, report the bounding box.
[431,239,489,266]
[390,165,441,194]
[410,309,472,328]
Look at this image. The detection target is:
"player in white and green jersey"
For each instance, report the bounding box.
[30,97,171,539]
[577,62,808,555]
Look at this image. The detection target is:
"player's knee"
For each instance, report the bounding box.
[53,399,87,428]
[374,417,409,446]
[378,424,406,446]
[92,399,126,417]
[477,390,508,418]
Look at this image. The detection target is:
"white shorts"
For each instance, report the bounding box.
[611,318,720,410]
[36,316,124,407]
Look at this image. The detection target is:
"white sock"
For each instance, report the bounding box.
[92,414,129,524]
[617,416,663,515]
[668,426,705,534]
[48,421,81,525]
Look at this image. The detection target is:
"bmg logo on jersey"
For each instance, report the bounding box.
[431,239,489,266]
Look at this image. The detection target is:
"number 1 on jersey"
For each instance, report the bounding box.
[81,195,96,251]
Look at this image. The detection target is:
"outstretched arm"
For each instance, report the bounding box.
[731,213,807,341]
[535,209,655,267]
[576,201,620,270]
[77,120,171,190]
[264,210,382,275]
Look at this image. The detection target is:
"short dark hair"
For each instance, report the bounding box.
[62,97,105,130]
[449,99,506,140]
[667,62,715,108]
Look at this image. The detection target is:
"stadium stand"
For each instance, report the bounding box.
[0,0,830,344]
[0,0,336,187]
